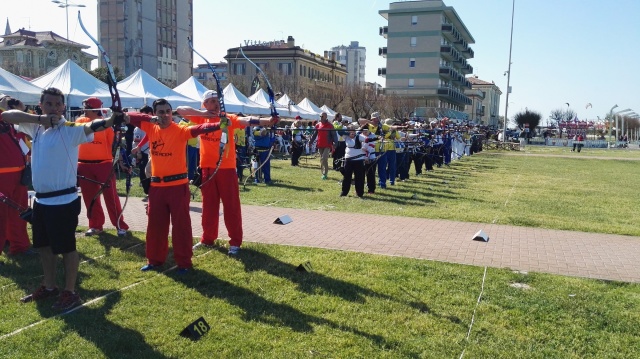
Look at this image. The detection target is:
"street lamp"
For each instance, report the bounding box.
[51,0,86,41]
[502,0,515,141]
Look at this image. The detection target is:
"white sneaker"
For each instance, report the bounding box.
[117,229,127,237]
[228,246,240,256]
[85,228,102,236]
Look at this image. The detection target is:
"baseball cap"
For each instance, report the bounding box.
[295,115,302,120]
[202,90,218,101]
[83,97,102,109]
[371,112,380,119]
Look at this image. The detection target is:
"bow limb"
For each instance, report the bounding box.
[238,46,280,186]
[78,11,128,218]
[188,38,228,188]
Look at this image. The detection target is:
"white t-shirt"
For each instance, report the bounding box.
[20,120,93,205]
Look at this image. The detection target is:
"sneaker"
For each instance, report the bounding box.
[140,263,158,271]
[117,229,127,237]
[85,228,102,236]
[20,285,59,303]
[176,267,191,275]
[52,290,82,311]
[228,246,240,256]
[141,196,149,202]
[192,242,215,250]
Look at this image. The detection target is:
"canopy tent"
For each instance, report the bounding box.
[0,66,43,105]
[276,94,320,121]
[31,60,141,109]
[118,69,200,108]
[222,83,271,115]
[248,88,299,118]
[320,104,352,123]
[297,98,324,119]
[173,76,209,103]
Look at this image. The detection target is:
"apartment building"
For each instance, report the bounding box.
[466,75,502,128]
[98,0,192,87]
[378,0,474,116]
[328,41,366,85]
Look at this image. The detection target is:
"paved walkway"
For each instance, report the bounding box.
[80,197,640,283]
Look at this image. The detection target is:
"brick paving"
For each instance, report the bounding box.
[81,196,640,283]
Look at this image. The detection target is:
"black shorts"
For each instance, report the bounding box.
[32,197,81,254]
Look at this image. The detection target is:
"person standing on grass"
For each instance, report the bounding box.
[310,112,338,180]
[339,126,367,198]
[124,98,223,272]
[75,97,130,237]
[290,117,305,166]
[3,87,119,311]
[0,94,34,258]
[176,90,279,256]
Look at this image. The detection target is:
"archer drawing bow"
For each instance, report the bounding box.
[78,11,130,224]
[187,38,228,187]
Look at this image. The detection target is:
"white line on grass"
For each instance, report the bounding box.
[0,248,214,340]
[460,167,520,358]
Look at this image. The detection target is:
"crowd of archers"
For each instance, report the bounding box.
[0,88,493,311]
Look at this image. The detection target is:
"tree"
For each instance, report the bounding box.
[88,67,125,83]
[513,108,542,130]
[383,94,419,120]
[549,109,564,126]
[343,83,381,120]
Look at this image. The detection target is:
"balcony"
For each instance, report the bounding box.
[461,63,473,75]
[463,47,474,59]
[379,26,388,38]
[377,67,386,77]
[440,45,453,61]
[378,47,388,58]
[439,66,453,79]
[437,86,472,106]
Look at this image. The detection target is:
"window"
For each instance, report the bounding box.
[278,63,292,75]
[411,15,418,25]
[410,37,417,47]
[408,79,415,88]
[233,63,246,75]
[409,58,416,68]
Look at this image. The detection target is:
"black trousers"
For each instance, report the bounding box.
[364,160,377,193]
[341,159,365,197]
[397,151,411,180]
[333,142,346,170]
[291,141,303,166]
[413,152,424,175]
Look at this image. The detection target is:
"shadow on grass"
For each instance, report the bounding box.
[236,248,395,303]
[46,291,170,359]
[170,267,390,348]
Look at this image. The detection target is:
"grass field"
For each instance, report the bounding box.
[1,146,639,358]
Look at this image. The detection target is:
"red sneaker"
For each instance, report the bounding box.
[52,290,82,311]
[20,285,59,303]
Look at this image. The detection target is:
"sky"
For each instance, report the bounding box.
[6,0,640,123]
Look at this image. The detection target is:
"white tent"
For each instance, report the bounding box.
[276,94,320,121]
[173,76,209,103]
[249,88,299,118]
[0,66,43,105]
[297,98,324,118]
[320,104,352,122]
[222,83,271,115]
[31,60,141,109]
[118,69,201,108]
